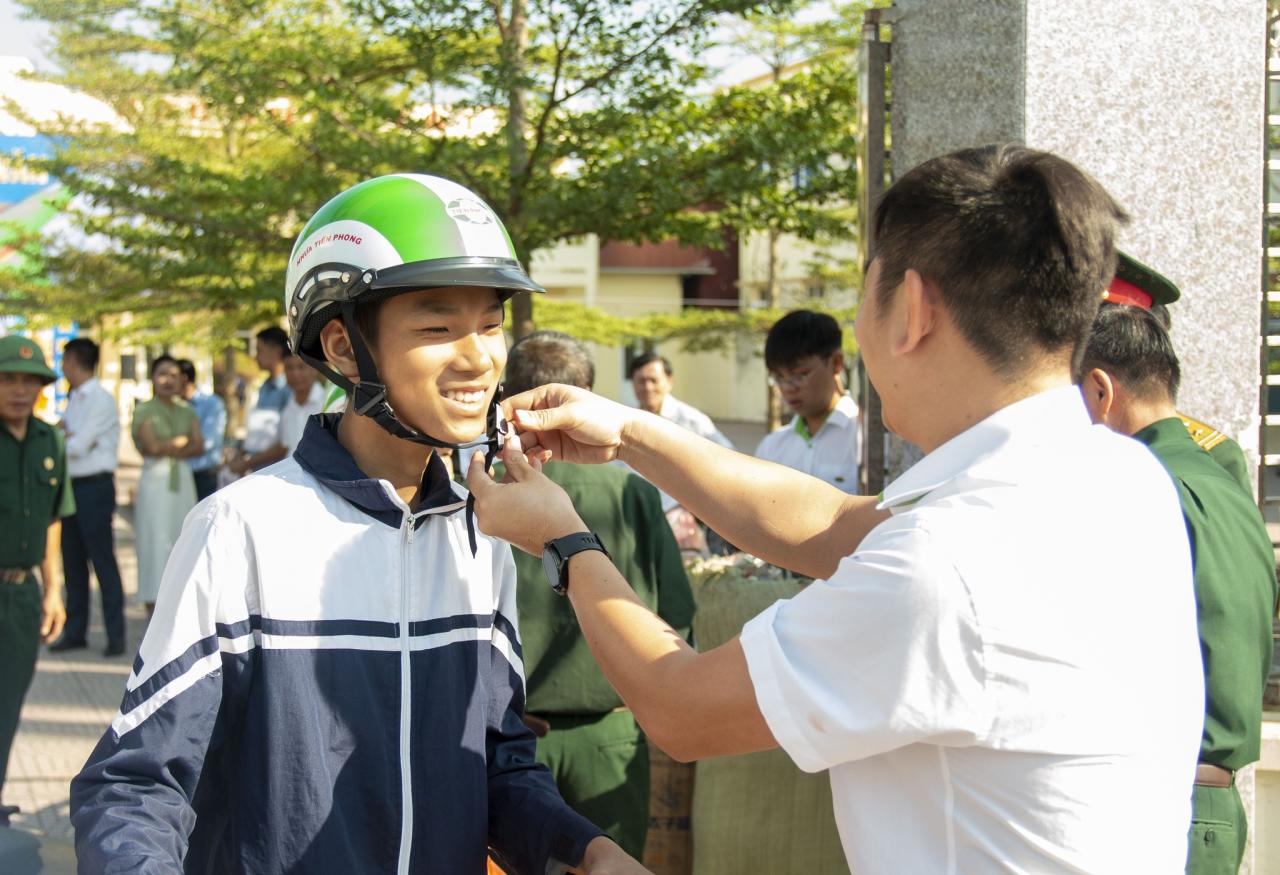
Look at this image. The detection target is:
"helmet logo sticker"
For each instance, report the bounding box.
[18,345,32,359]
[446,198,495,225]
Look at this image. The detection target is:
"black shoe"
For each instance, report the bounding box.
[103,642,126,657]
[48,638,87,653]
[0,803,18,826]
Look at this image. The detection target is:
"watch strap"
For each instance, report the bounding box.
[546,532,609,595]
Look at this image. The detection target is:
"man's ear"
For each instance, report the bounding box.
[1080,367,1116,425]
[318,319,360,383]
[829,349,845,375]
[893,268,937,357]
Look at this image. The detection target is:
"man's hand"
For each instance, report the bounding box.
[500,384,637,465]
[467,442,588,556]
[570,836,652,875]
[41,589,66,644]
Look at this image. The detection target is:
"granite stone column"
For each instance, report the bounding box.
[886,2,1268,868]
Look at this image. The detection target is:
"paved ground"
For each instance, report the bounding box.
[2,463,146,872]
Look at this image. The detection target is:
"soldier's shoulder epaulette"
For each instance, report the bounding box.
[1178,413,1229,452]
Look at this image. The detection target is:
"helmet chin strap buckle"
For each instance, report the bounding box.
[352,381,390,417]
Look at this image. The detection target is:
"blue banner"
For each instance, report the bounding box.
[0,135,54,211]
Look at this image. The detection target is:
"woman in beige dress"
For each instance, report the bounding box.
[130,355,203,615]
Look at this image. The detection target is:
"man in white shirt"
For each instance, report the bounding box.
[628,352,732,449]
[756,310,860,493]
[52,338,126,657]
[471,145,1204,873]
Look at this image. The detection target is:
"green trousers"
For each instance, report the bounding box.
[534,709,649,860]
[1187,782,1247,874]
[0,574,42,800]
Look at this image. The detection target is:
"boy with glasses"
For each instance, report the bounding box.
[755,310,860,493]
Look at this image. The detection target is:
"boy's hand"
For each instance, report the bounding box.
[571,836,653,875]
[467,442,587,556]
[500,384,635,465]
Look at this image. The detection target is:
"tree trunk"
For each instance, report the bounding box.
[765,228,783,432]
[219,343,239,445]
[501,0,534,339]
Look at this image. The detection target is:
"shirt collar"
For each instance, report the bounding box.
[292,413,466,528]
[70,376,100,397]
[878,385,1090,512]
[792,394,858,442]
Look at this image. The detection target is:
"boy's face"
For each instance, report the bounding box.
[769,351,842,419]
[372,286,507,444]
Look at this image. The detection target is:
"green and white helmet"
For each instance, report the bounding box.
[286,173,543,359]
[285,174,542,555]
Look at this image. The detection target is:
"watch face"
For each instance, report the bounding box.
[542,545,562,592]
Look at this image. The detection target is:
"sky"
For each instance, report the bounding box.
[0,0,51,70]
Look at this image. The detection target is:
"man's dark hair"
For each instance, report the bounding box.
[176,359,197,384]
[627,351,672,379]
[1079,303,1181,402]
[873,144,1128,376]
[256,325,291,354]
[63,337,100,372]
[1148,303,1172,332]
[504,331,595,395]
[765,310,842,371]
[150,354,180,377]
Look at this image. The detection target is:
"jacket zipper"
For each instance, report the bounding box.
[397,515,415,875]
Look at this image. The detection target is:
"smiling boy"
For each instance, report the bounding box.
[70,176,640,875]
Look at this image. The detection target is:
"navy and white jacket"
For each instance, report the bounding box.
[71,415,604,874]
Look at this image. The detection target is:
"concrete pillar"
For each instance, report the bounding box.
[888,3,1268,870]
[889,0,1266,470]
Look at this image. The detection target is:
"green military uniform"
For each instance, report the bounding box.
[512,461,694,859]
[1134,418,1277,875]
[0,336,75,807]
[1178,413,1252,497]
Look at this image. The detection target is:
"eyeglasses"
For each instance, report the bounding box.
[767,367,815,389]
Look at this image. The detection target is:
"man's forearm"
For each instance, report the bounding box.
[563,548,775,761]
[618,414,884,578]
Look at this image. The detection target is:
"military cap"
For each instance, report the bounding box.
[0,335,57,384]
[1102,251,1181,309]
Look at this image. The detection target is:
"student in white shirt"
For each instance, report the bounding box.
[471,145,1204,874]
[52,338,126,657]
[756,310,860,493]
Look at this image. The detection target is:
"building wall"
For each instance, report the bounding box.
[529,236,773,425]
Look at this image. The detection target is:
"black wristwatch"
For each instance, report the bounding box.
[542,532,609,596]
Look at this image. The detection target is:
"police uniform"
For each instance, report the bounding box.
[0,336,74,815]
[1107,255,1277,874]
[1106,253,1253,494]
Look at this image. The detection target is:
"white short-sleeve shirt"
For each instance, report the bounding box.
[740,386,1203,874]
[755,394,860,492]
[657,395,734,450]
[278,383,328,456]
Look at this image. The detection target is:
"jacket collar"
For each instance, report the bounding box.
[293,413,466,528]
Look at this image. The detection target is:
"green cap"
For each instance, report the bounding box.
[1105,251,1181,308]
[0,335,57,383]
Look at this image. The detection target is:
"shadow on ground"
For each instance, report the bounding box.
[0,825,77,875]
